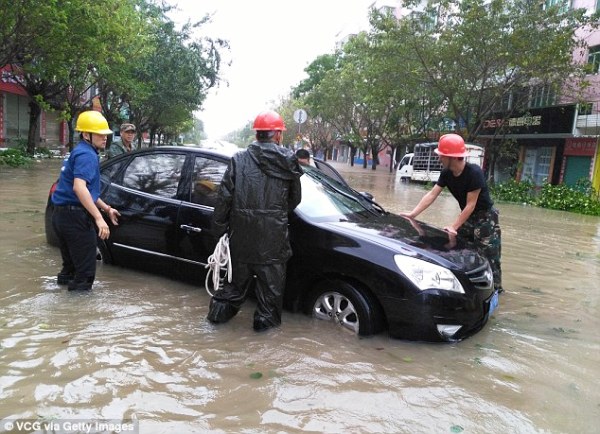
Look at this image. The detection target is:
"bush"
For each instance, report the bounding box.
[0,148,32,167]
[490,179,535,204]
[34,147,54,158]
[491,178,600,216]
[534,180,600,215]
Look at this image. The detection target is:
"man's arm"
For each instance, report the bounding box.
[212,162,235,236]
[73,178,111,240]
[444,189,480,235]
[288,177,302,211]
[401,184,443,219]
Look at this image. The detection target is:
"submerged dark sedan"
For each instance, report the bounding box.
[45,146,497,342]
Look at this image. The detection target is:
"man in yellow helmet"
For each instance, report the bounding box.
[51,110,121,291]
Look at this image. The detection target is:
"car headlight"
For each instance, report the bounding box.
[394,255,464,294]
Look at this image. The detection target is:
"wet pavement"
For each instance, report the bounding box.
[0,159,599,433]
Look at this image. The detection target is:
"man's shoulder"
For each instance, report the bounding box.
[465,162,485,177]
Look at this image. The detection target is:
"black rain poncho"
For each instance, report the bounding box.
[212,141,303,264]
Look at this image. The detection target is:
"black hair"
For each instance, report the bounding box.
[296,149,310,159]
[256,130,276,141]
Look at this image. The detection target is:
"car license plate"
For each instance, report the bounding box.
[489,291,499,316]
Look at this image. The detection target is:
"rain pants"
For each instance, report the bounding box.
[207,140,303,329]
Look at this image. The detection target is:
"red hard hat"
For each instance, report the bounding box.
[435,134,467,157]
[253,110,286,131]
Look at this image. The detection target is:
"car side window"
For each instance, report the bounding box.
[190,157,228,207]
[122,153,186,198]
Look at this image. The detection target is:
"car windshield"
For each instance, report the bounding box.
[296,165,383,221]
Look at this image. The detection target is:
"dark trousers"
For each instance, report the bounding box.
[52,206,97,290]
[208,261,287,327]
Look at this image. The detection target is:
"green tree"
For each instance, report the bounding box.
[4,0,141,154]
[126,6,227,146]
[378,0,592,179]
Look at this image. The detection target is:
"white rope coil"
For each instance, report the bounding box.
[204,234,232,297]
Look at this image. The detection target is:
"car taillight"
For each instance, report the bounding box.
[49,181,58,196]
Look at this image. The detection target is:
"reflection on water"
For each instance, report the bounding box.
[0,160,599,433]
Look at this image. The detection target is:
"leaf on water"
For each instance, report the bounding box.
[249,372,263,380]
[450,425,464,433]
[473,357,482,365]
[475,343,496,349]
[552,327,577,334]
[38,323,51,330]
[402,357,413,363]
[502,374,516,381]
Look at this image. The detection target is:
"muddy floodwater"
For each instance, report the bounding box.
[0,159,599,434]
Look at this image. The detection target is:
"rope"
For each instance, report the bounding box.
[204,234,232,297]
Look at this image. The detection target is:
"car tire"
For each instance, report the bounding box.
[44,202,59,247]
[305,279,384,336]
[97,240,113,264]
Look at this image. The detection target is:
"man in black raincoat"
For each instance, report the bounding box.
[207,110,303,332]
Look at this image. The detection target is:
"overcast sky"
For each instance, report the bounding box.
[167,0,376,139]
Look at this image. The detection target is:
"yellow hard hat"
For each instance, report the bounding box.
[75,111,113,135]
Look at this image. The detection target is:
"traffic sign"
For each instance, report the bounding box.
[293,109,307,124]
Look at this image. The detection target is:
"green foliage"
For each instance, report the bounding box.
[535,180,600,215]
[34,147,54,158]
[0,148,32,167]
[490,179,536,204]
[491,178,600,215]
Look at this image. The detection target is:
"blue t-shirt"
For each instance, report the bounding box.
[51,140,101,206]
[436,163,493,212]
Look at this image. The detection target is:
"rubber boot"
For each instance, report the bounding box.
[207,299,239,324]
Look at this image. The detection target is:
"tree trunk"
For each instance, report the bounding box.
[371,148,377,171]
[67,119,76,152]
[26,101,41,155]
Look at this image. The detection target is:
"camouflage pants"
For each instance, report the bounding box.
[458,208,502,291]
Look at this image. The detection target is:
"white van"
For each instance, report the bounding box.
[410,142,484,182]
[397,153,414,180]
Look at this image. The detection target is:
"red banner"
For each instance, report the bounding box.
[564,138,597,156]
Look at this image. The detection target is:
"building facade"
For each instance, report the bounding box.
[0,65,67,151]
[479,0,600,191]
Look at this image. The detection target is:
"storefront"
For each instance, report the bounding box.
[1,65,66,149]
[479,105,578,185]
[0,67,30,146]
[560,137,597,187]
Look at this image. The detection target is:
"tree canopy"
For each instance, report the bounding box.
[0,0,228,154]
[282,0,594,172]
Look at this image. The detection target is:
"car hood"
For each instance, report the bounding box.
[317,212,487,271]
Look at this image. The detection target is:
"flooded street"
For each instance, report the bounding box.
[1,159,599,433]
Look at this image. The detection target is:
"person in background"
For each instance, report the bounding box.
[51,111,121,291]
[295,148,311,166]
[400,133,503,293]
[106,123,136,158]
[207,110,303,332]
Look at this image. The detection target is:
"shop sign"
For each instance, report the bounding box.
[480,105,575,135]
[564,137,597,156]
[0,68,27,96]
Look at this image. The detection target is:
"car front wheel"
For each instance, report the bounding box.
[306,279,383,336]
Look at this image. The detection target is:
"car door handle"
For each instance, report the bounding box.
[180,224,202,233]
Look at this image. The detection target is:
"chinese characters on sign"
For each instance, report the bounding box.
[483,115,542,129]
